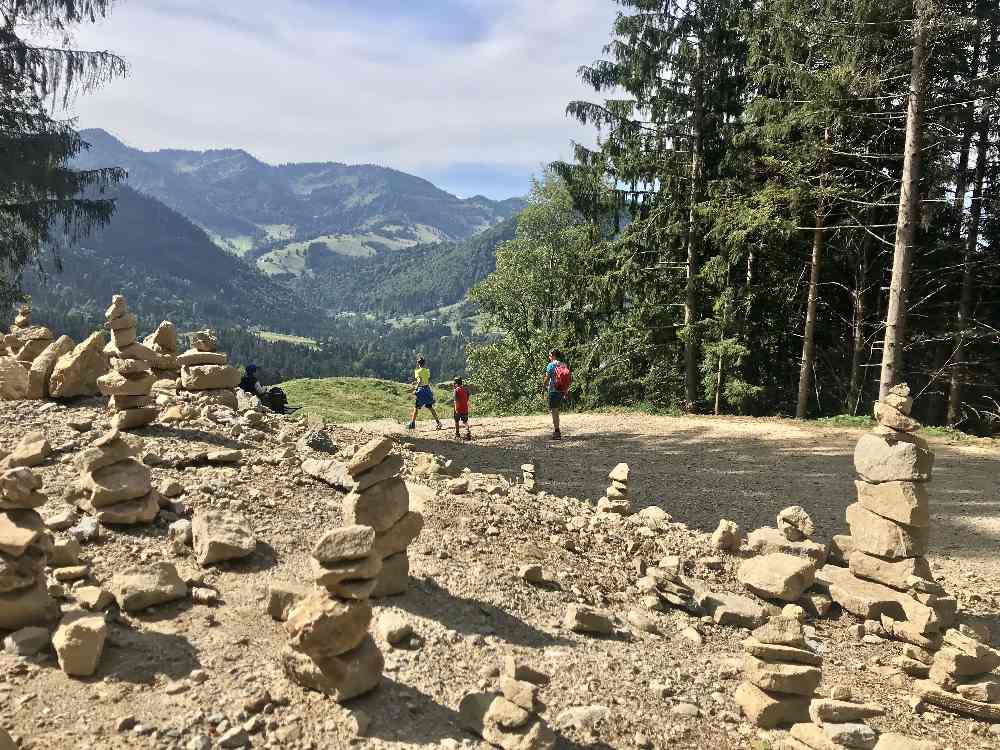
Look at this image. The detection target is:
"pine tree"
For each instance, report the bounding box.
[1,0,127,306]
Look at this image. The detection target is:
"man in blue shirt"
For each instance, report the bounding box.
[542,349,567,440]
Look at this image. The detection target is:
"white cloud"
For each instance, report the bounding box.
[63,0,617,196]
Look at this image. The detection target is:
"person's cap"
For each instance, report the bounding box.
[246,364,258,372]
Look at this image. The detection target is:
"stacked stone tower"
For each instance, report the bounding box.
[0,466,58,631]
[143,321,181,387]
[818,383,955,647]
[98,295,158,430]
[342,436,422,597]
[736,616,822,728]
[8,305,55,368]
[597,462,631,515]
[177,330,241,408]
[282,524,384,701]
[76,428,159,526]
[915,627,1000,719]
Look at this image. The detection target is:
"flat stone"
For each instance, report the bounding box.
[112,407,159,431]
[312,554,382,592]
[822,722,878,750]
[0,578,59,630]
[738,553,816,602]
[744,654,822,696]
[816,567,940,634]
[751,616,806,646]
[855,480,929,527]
[301,458,352,489]
[53,611,107,677]
[3,625,50,656]
[75,429,142,473]
[76,586,114,611]
[955,676,1000,703]
[809,699,885,724]
[3,431,50,468]
[110,562,188,612]
[180,365,240,390]
[873,734,940,750]
[176,350,228,366]
[790,723,848,750]
[285,593,372,660]
[43,505,77,531]
[87,492,161,526]
[0,508,47,557]
[874,401,921,432]
[82,459,152,507]
[747,527,827,564]
[553,704,610,731]
[742,638,821,666]
[206,450,241,464]
[371,511,423,559]
[97,370,156,397]
[849,551,933,591]
[192,510,256,565]
[735,681,810,728]
[501,676,543,712]
[351,454,405,493]
[342,478,409,532]
[933,642,1000,677]
[312,525,375,563]
[854,429,933,483]
[846,502,928,559]
[347,437,394,477]
[563,604,613,634]
[266,581,310,621]
[696,590,768,628]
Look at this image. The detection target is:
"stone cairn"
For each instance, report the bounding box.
[520,463,537,493]
[781,693,885,750]
[736,616,822,729]
[342,436,423,597]
[75,428,159,526]
[913,626,1000,721]
[738,506,818,605]
[282,525,384,701]
[142,321,181,390]
[0,465,58,632]
[596,462,631,515]
[177,330,241,409]
[98,295,159,431]
[459,655,556,750]
[8,305,55,367]
[816,383,955,647]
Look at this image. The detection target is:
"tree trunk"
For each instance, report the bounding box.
[878,3,932,399]
[946,112,989,424]
[847,239,869,415]
[796,214,824,419]
[684,45,704,411]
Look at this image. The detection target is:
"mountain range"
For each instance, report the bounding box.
[73,129,523,277]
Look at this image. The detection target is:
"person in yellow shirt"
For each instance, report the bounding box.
[407,356,443,430]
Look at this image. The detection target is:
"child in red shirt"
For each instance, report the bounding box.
[452,377,472,441]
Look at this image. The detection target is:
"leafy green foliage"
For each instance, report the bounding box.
[279,377,452,423]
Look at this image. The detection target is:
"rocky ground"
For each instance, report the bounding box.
[1,401,998,750]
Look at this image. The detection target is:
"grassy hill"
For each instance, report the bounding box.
[281,377,452,423]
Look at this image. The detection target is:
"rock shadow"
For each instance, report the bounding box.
[143,425,246,450]
[389,576,573,649]
[200,540,277,575]
[99,625,201,684]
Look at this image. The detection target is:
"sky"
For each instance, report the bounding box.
[65,0,618,200]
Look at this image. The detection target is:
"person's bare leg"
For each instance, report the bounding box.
[409,407,418,426]
[429,406,442,428]
[551,407,560,434]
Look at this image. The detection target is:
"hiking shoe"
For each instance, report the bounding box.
[463,434,472,441]
[435,422,443,430]
[552,430,562,440]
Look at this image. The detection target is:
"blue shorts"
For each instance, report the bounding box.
[415,386,435,408]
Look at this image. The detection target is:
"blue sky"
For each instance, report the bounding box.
[67,0,617,199]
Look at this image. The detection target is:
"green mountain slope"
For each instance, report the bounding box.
[23,185,327,336]
[73,129,524,270]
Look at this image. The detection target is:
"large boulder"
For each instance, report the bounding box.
[0,356,29,401]
[49,332,109,398]
[143,321,178,353]
[281,636,384,702]
[192,510,256,565]
[27,335,74,399]
[81,459,152,507]
[285,593,372,660]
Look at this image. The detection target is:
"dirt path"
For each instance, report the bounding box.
[369,412,1000,584]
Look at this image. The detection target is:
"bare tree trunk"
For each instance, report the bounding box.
[796,214,824,419]
[847,239,869,414]
[946,113,989,424]
[879,4,932,399]
[684,45,704,411]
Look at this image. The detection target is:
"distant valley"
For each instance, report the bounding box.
[73,129,523,278]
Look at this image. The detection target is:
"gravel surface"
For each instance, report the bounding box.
[1,401,998,750]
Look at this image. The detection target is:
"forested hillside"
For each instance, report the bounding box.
[73,129,524,264]
[468,1,999,434]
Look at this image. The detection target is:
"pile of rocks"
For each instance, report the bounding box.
[735,616,822,728]
[142,321,181,389]
[783,692,885,750]
[342,436,422,597]
[739,506,819,604]
[915,627,1000,720]
[0,465,58,631]
[817,384,955,646]
[8,305,55,366]
[597,462,631,515]
[177,330,241,409]
[282,525,384,701]
[98,295,159,430]
[75,428,160,526]
[459,656,556,750]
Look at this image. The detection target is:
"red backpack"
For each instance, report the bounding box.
[553,362,572,394]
